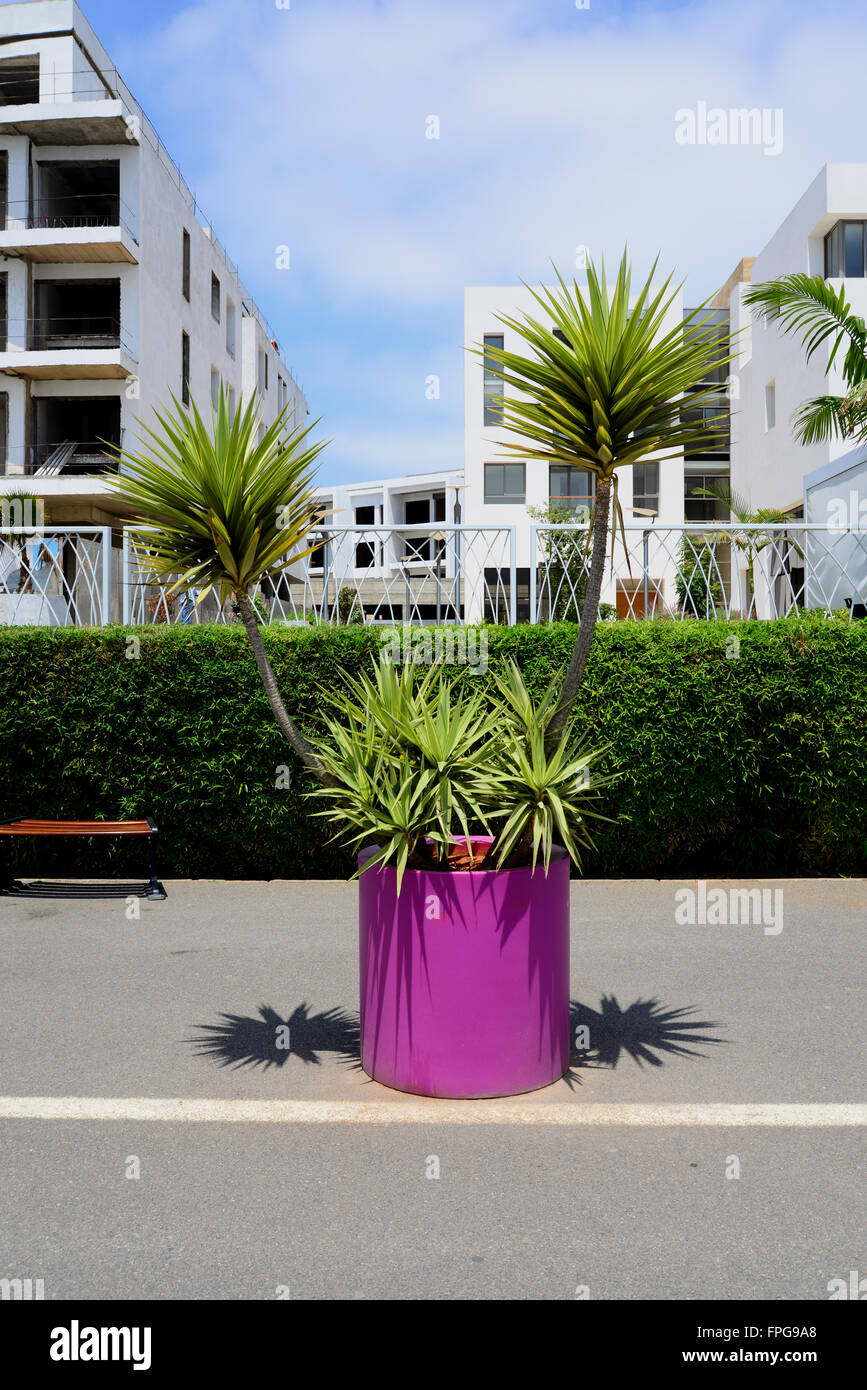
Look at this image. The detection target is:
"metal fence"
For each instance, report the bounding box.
[0,527,112,626]
[2,523,867,628]
[122,526,518,626]
[532,523,867,621]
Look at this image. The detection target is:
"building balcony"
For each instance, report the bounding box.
[0,66,140,140]
[0,97,134,146]
[25,442,119,478]
[0,318,136,380]
[0,196,138,264]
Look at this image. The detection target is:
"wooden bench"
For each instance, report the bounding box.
[0,818,166,901]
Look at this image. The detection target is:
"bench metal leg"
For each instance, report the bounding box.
[147,835,167,902]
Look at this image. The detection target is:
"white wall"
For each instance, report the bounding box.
[0,1,309,509]
[732,164,867,513]
[463,283,686,570]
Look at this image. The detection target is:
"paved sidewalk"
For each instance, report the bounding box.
[0,878,864,1299]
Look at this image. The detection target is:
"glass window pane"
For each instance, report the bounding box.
[484,463,503,499]
[844,222,864,278]
[504,464,525,497]
[483,334,504,425]
[550,466,567,498]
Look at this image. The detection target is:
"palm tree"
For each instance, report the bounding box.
[693,481,802,617]
[742,274,867,444]
[108,389,334,785]
[479,252,731,747]
[0,490,42,596]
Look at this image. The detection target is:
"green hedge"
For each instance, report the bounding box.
[2,618,866,879]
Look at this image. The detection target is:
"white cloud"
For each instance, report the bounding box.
[114,0,867,480]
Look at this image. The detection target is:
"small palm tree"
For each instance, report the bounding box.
[742,274,867,443]
[694,482,803,617]
[479,252,731,747]
[0,490,42,594]
[108,390,333,784]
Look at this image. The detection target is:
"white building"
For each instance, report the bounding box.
[722,164,867,518]
[0,0,307,535]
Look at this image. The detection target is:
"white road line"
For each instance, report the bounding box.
[0,1098,865,1126]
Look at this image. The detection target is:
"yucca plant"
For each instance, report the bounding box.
[742,274,867,444]
[478,660,609,871]
[478,252,732,749]
[310,655,608,887]
[108,389,331,782]
[310,658,500,888]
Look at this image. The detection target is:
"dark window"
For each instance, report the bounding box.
[34,160,119,229]
[404,498,431,561]
[632,461,659,517]
[484,462,525,503]
[549,465,595,513]
[33,278,120,349]
[825,221,867,279]
[182,229,191,301]
[684,473,729,522]
[264,353,269,390]
[181,331,190,406]
[32,395,121,475]
[683,308,730,388]
[211,272,220,322]
[681,399,730,461]
[433,492,446,522]
[483,333,504,425]
[354,504,376,565]
[0,58,39,107]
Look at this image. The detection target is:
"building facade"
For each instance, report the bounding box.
[0,0,307,535]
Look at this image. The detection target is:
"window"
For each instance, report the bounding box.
[765,381,776,431]
[483,333,504,425]
[257,348,266,395]
[355,504,376,568]
[484,462,525,503]
[265,353,269,391]
[684,473,729,522]
[210,367,220,409]
[549,465,595,513]
[681,400,730,460]
[0,152,6,232]
[182,229,190,301]
[181,331,190,406]
[631,461,659,517]
[404,498,431,562]
[226,299,236,357]
[0,57,40,107]
[825,221,867,279]
[211,273,220,322]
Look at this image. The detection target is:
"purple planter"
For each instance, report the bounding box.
[358,837,570,1099]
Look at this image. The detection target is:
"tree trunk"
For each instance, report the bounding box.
[545,475,613,752]
[236,590,334,786]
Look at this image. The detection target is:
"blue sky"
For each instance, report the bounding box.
[73,0,867,485]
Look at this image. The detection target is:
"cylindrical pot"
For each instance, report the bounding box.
[358,836,570,1099]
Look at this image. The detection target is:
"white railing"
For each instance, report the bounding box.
[122,526,518,626]
[2,523,866,628]
[0,527,112,625]
[531,523,867,621]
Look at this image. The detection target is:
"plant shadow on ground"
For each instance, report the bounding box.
[188,995,726,1085]
[562,996,727,1090]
